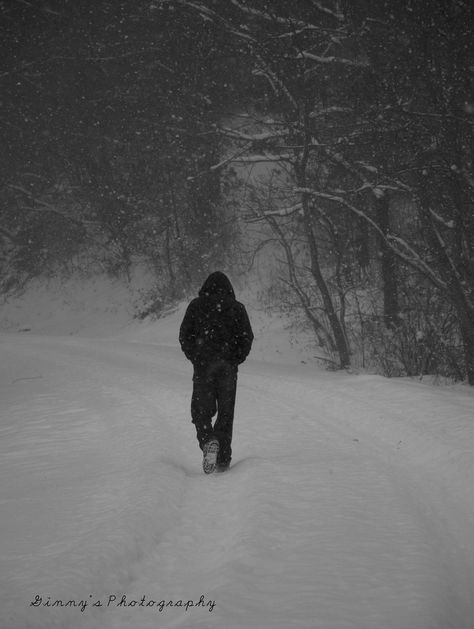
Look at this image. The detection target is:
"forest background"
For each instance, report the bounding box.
[1,0,473,383]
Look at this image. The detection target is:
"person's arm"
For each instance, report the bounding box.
[234,304,254,364]
[179,301,198,362]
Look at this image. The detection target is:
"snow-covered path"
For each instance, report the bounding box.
[1,332,474,629]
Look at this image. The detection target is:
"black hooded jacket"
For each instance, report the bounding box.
[179,272,253,368]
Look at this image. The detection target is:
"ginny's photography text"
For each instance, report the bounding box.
[30,593,216,614]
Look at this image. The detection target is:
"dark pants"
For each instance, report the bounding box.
[191,360,238,465]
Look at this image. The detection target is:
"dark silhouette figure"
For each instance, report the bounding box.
[179,272,253,473]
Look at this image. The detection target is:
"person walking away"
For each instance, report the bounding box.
[179,272,253,474]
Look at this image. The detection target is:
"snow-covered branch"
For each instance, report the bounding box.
[429,222,464,285]
[295,186,447,290]
[186,142,253,180]
[309,0,344,22]
[429,209,455,229]
[173,0,256,43]
[230,0,343,29]
[386,234,447,290]
[400,107,473,126]
[263,203,303,218]
[218,127,287,143]
[253,55,298,110]
[295,187,383,235]
[8,185,91,226]
[310,106,353,118]
[231,153,293,164]
[324,151,413,196]
[229,0,314,30]
[187,144,292,180]
[300,50,368,69]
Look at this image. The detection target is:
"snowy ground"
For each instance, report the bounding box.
[1,279,474,629]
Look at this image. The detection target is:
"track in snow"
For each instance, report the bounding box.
[1,335,474,629]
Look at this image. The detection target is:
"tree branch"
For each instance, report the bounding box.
[300,50,368,68]
[294,186,447,290]
[7,185,92,226]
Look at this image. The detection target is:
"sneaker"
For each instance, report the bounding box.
[202,439,219,474]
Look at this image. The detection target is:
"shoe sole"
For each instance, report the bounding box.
[203,440,219,474]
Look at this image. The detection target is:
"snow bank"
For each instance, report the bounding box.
[0,272,153,337]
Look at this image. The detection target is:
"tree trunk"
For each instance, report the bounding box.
[266,214,336,353]
[302,194,351,369]
[375,193,400,329]
[458,306,474,386]
[417,185,474,384]
[296,104,351,369]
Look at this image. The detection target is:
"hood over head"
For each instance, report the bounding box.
[198,271,235,301]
